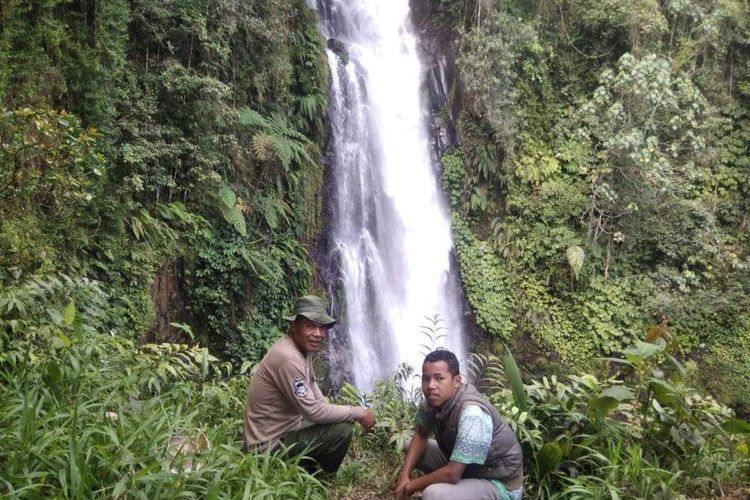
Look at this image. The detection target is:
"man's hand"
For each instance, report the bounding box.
[393,474,411,499]
[358,408,376,433]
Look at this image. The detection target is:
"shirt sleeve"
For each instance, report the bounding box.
[275,356,364,424]
[450,404,493,465]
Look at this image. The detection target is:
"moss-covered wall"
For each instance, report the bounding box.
[0,0,331,365]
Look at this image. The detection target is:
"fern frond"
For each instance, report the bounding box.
[269,134,294,170]
[217,185,246,237]
[238,107,268,128]
[251,133,275,163]
[219,185,237,209]
[296,93,328,126]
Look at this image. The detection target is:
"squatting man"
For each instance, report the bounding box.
[394,349,524,500]
[243,295,523,499]
[243,295,375,473]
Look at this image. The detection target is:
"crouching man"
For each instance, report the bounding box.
[394,350,523,500]
[243,295,375,473]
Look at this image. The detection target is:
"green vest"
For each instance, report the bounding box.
[430,383,523,481]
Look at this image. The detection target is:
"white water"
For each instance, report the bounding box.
[314,0,464,390]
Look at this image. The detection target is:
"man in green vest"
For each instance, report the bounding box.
[394,350,524,500]
[243,295,376,474]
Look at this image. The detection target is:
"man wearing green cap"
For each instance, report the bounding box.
[243,295,376,473]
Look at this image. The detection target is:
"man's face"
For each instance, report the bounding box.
[291,317,327,354]
[421,360,461,408]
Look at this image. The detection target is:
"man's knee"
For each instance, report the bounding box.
[423,479,503,500]
[422,484,448,500]
[327,421,353,446]
[332,421,354,437]
[310,422,354,456]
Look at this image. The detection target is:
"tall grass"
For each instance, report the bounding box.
[0,275,326,499]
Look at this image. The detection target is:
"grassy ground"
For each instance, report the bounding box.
[329,430,404,499]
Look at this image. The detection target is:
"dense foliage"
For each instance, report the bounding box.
[429,0,750,413]
[1,0,328,363]
[1,279,747,497]
[328,342,750,499]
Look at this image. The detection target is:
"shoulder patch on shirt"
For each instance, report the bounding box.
[292,377,308,398]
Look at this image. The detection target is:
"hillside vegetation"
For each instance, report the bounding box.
[427,0,750,414]
[1,0,749,497]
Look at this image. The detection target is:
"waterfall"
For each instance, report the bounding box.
[313,0,465,391]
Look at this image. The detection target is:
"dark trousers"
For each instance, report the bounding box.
[282,422,354,474]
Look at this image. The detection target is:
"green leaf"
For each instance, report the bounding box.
[201,347,209,380]
[503,346,527,411]
[223,206,247,237]
[589,396,620,419]
[170,322,195,340]
[240,360,254,375]
[649,380,683,410]
[63,301,76,326]
[537,441,564,476]
[721,418,750,435]
[238,107,266,128]
[219,185,237,209]
[600,385,634,401]
[45,361,64,384]
[566,245,585,279]
[55,330,72,348]
[217,186,247,237]
[130,217,145,240]
[623,340,664,363]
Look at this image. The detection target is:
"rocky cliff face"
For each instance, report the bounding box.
[409,0,487,348]
[409,0,462,157]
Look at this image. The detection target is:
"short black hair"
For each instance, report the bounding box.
[423,349,460,377]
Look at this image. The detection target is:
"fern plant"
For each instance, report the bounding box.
[218,184,247,237]
[418,314,447,355]
[238,107,315,192]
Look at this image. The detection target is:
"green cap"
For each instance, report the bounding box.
[283,295,337,327]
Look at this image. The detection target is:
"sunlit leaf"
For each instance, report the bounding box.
[63,301,76,326]
[721,418,750,435]
[600,385,634,401]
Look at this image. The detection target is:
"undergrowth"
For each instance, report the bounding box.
[2,276,748,498]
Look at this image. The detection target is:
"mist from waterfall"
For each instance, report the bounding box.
[313,0,465,391]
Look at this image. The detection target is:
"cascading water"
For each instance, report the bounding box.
[313,0,465,390]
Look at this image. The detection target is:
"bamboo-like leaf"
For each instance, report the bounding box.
[199,347,209,379]
[169,322,194,340]
[503,346,527,411]
[722,418,750,435]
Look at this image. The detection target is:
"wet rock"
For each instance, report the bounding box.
[409,1,461,153]
[327,38,349,64]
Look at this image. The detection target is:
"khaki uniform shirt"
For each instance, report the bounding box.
[243,334,364,450]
